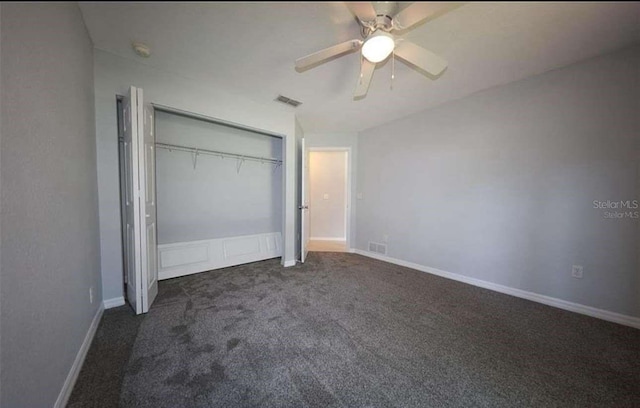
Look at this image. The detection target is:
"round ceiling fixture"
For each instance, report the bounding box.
[361,30,395,63]
[132,42,151,58]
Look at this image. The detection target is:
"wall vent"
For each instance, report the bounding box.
[275,95,302,108]
[368,241,387,255]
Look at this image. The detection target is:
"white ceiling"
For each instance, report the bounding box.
[78,2,640,133]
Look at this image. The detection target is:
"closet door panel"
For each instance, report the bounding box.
[139,95,158,312]
[123,86,143,314]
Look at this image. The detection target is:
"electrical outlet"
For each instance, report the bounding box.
[89,287,94,304]
[571,265,583,279]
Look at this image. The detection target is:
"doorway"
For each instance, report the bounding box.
[307,149,349,252]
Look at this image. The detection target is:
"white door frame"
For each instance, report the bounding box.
[307,147,352,250]
[300,138,309,263]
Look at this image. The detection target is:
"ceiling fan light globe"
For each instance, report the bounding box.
[362,31,395,63]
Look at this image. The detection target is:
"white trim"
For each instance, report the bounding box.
[54,304,104,408]
[307,147,352,151]
[348,248,356,253]
[283,260,296,267]
[354,250,640,330]
[158,233,282,280]
[310,237,346,241]
[103,296,125,309]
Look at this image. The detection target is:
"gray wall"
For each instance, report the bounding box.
[155,111,282,244]
[309,151,347,239]
[0,3,101,407]
[357,44,640,318]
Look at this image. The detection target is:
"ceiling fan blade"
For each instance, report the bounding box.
[394,40,447,76]
[345,2,377,22]
[354,59,376,99]
[393,2,462,30]
[295,39,362,71]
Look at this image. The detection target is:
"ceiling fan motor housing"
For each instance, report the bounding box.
[362,2,398,34]
[373,15,393,31]
[373,1,399,19]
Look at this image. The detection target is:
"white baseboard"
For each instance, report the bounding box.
[158,232,282,280]
[54,304,104,408]
[310,237,346,241]
[354,249,640,330]
[283,260,296,267]
[103,296,125,309]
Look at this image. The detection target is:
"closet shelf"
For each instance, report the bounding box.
[155,142,282,166]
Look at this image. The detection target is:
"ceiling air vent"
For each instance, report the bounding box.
[275,95,302,108]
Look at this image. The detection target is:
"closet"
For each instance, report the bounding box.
[153,108,284,280]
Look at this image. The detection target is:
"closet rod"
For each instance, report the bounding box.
[155,142,282,165]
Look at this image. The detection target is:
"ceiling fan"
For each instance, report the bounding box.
[295,2,457,98]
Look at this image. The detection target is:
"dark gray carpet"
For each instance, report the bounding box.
[68,304,144,408]
[70,252,640,407]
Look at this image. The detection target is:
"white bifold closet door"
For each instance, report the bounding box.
[123,86,158,314]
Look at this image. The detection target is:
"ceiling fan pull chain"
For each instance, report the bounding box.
[391,50,395,90]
